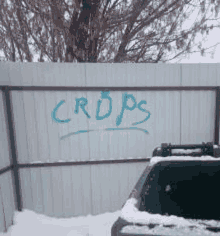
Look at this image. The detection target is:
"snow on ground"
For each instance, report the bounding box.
[0,209,121,236]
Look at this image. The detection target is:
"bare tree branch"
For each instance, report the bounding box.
[0,0,220,63]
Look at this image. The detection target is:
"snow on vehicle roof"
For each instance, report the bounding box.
[149,155,220,165]
[171,148,201,154]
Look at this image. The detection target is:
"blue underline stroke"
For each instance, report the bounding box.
[105,127,149,133]
[60,127,149,140]
[60,130,94,140]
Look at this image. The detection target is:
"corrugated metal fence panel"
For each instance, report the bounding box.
[181,64,217,144]
[10,91,29,165]
[3,62,220,87]
[5,63,186,87]
[12,92,128,163]
[19,161,148,218]
[11,89,94,217]
[0,91,11,169]
[11,64,89,218]
[181,64,218,86]
[84,63,182,158]
[135,91,181,153]
[5,62,220,162]
[180,90,216,144]
[0,171,16,232]
[20,165,92,218]
[8,64,181,219]
[6,62,86,87]
[152,64,181,86]
[12,90,181,163]
[217,65,220,86]
[2,63,220,222]
[9,63,88,165]
[85,63,181,87]
[0,185,5,232]
[0,63,11,86]
[91,161,149,215]
[6,62,24,86]
[19,168,34,212]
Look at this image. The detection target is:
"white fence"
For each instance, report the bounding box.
[0,62,219,233]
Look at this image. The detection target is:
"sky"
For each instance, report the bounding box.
[169,2,220,64]
[30,27,220,63]
[169,26,220,63]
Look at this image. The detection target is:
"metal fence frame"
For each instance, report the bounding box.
[0,85,220,214]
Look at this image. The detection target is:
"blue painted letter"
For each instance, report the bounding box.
[96,91,112,120]
[51,100,71,123]
[116,93,136,126]
[74,97,91,118]
[132,100,151,125]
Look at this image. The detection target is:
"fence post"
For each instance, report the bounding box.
[2,86,22,211]
[214,87,220,145]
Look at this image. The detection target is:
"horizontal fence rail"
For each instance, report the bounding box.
[0,86,220,91]
[0,166,11,175]
[18,158,150,169]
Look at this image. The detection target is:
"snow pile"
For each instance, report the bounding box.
[0,209,121,236]
[149,155,220,165]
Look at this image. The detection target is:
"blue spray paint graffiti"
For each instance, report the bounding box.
[51,91,151,140]
[74,97,91,118]
[60,127,149,140]
[96,91,112,120]
[132,100,151,125]
[116,93,137,126]
[51,100,71,123]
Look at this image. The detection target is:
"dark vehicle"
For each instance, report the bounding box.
[111,142,220,236]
